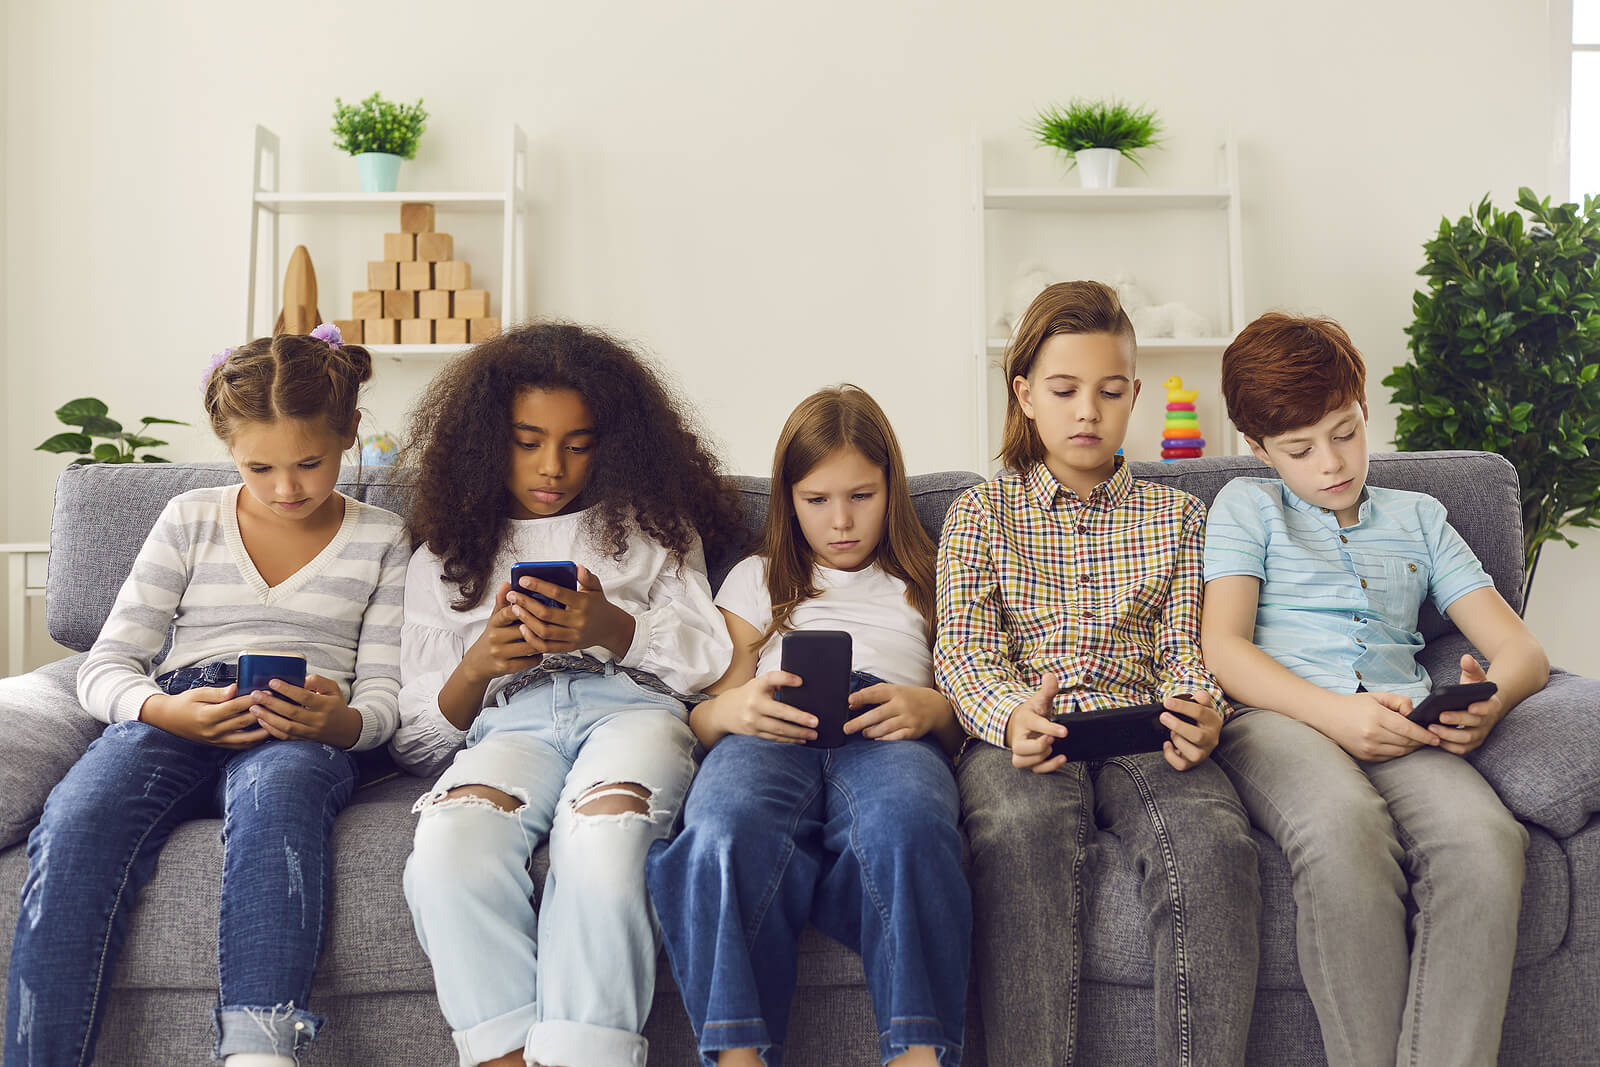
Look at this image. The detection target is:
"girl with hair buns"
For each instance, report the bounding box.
[4,325,410,1067]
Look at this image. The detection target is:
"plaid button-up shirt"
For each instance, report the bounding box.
[935,459,1227,748]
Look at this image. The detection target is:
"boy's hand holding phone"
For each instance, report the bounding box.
[844,683,953,742]
[1321,690,1439,762]
[510,564,636,659]
[1159,692,1222,771]
[247,676,363,749]
[712,670,817,743]
[1006,673,1069,774]
[1431,655,1506,756]
[139,685,268,749]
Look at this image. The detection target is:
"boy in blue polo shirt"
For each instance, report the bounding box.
[1199,312,1550,1067]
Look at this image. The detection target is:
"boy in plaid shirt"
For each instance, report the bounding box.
[935,281,1259,1066]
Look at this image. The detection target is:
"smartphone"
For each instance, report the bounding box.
[1407,681,1498,727]
[777,630,853,748]
[236,650,307,702]
[1051,696,1200,762]
[510,561,580,609]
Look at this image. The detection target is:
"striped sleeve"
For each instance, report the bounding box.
[1419,496,1494,613]
[934,487,1035,748]
[1204,480,1269,583]
[76,497,192,724]
[345,509,410,750]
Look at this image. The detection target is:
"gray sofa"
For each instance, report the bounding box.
[1,450,1596,1065]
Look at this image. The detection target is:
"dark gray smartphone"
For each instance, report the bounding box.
[777,630,853,748]
[1407,681,1498,727]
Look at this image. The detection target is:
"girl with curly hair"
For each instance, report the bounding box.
[392,322,739,1067]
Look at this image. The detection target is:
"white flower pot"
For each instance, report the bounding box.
[1076,148,1122,188]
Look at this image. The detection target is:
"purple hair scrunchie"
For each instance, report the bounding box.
[310,322,343,348]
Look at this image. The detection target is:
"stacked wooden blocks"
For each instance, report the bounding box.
[333,202,501,346]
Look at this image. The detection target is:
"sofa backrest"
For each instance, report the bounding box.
[44,450,1522,653]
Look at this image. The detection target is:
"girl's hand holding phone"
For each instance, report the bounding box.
[139,684,269,749]
[712,671,817,743]
[844,683,954,742]
[248,676,363,749]
[510,564,637,659]
[461,581,543,684]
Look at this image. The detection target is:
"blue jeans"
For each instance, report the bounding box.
[646,704,970,1067]
[4,716,358,1065]
[403,665,697,1067]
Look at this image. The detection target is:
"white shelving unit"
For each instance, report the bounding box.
[971,141,1245,469]
[245,125,530,361]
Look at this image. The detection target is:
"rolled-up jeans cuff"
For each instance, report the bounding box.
[214,1003,322,1058]
[527,1019,648,1067]
[453,1002,541,1067]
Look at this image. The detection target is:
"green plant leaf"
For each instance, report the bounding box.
[140,417,188,426]
[92,442,122,461]
[36,432,92,454]
[54,397,108,424]
[140,454,170,463]
[79,415,124,436]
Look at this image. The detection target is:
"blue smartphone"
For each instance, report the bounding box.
[236,650,307,703]
[510,561,580,609]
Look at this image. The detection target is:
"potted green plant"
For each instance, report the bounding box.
[35,398,186,465]
[1383,187,1600,608]
[331,92,429,193]
[1031,98,1163,188]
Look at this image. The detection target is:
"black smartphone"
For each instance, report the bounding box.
[510,561,580,609]
[777,630,853,748]
[237,651,308,705]
[1051,696,1200,762]
[1407,681,1498,727]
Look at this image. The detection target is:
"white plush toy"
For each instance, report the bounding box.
[1111,272,1208,339]
[999,264,1057,333]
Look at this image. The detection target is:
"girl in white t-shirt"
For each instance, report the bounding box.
[646,385,970,1067]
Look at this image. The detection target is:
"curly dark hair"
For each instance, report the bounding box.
[403,322,743,611]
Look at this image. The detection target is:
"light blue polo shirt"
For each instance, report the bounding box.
[1203,478,1493,700]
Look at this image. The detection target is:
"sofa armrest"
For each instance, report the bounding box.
[1467,667,1600,837]
[0,655,102,849]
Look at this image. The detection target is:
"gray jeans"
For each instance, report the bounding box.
[1212,707,1528,1067]
[957,741,1260,1066]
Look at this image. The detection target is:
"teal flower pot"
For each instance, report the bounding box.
[355,152,403,193]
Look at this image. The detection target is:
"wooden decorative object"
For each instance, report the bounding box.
[273,245,321,335]
[331,319,363,344]
[418,290,452,319]
[384,233,417,262]
[368,261,399,291]
[417,232,454,262]
[434,261,471,291]
[399,261,433,291]
[435,318,469,345]
[352,290,385,320]
[400,202,435,234]
[468,317,501,342]
[453,289,490,320]
[400,318,434,345]
[383,290,416,319]
[363,319,398,344]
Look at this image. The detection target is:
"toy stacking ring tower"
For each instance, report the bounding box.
[1161,376,1205,461]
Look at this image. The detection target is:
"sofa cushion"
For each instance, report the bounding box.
[0,654,100,850]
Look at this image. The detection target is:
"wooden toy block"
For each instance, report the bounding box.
[434,318,469,345]
[469,317,501,342]
[453,289,490,320]
[399,260,433,291]
[351,290,385,320]
[435,261,471,291]
[400,318,434,345]
[418,290,452,319]
[383,290,416,319]
[331,319,363,344]
[363,319,398,344]
[400,202,435,234]
[416,232,453,262]
[384,232,417,261]
[368,261,398,291]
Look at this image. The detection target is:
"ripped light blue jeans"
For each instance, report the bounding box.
[403,665,697,1067]
[4,717,358,1066]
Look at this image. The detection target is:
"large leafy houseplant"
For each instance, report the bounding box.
[35,398,186,465]
[1030,98,1163,171]
[1383,187,1600,607]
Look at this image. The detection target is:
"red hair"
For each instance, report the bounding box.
[1221,313,1366,442]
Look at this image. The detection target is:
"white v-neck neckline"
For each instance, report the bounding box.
[221,485,358,603]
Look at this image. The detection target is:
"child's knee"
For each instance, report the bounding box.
[573,781,650,817]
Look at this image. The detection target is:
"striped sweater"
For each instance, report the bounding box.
[76,485,410,750]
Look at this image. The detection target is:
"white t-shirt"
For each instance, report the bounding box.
[714,555,932,687]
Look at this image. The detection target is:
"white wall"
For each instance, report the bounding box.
[4,0,1595,671]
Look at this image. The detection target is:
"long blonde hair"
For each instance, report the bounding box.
[759,385,936,648]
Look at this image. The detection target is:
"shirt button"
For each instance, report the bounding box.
[1359,578,1368,589]
[1078,573,1090,585]
[1340,535,1348,543]
[1321,507,1331,513]
[1355,670,1363,680]
[1408,563,1417,572]
[1077,524,1088,534]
